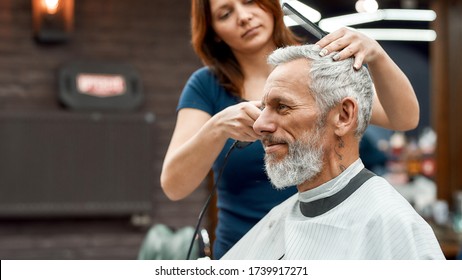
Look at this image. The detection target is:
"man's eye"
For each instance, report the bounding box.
[277,104,289,111]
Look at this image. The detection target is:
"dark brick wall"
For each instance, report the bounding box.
[0,0,209,230]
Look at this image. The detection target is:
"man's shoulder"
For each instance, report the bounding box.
[254,193,298,229]
[220,193,296,259]
[268,192,299,213]
[362,175,407,203]
[360,176,428,223]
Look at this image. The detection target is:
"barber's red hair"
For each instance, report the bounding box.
[191,0,301,97]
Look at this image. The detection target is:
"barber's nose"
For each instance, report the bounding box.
[236,6,252,25]
[253,109,277,136]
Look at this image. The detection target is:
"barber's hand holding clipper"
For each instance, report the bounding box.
[212,100,262,144]
[161,100,262,200]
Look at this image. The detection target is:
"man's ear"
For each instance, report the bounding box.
[332,97,358,137]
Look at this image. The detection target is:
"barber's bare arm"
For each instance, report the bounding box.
[160,101,261,200]
[316,27,419,131]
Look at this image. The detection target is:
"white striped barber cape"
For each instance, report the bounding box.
[221,159,445,260]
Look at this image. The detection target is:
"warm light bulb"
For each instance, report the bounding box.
[43,0,60,14]
[356,0,379,13]
[363,0,379,13]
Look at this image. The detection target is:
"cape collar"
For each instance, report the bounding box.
[299,164,375,218]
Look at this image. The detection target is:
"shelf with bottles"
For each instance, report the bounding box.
[380,127,437,186]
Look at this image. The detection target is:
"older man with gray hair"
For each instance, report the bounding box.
[221,44,444,260]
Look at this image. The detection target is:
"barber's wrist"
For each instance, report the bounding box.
[205,115,230,143]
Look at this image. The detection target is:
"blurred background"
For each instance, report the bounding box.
[0,0,461,259]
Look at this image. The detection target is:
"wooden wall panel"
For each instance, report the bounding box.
[431,0,462,206]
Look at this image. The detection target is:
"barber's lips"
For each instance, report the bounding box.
[242,26,260,38]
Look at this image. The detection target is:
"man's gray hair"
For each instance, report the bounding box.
[267,44,374,138]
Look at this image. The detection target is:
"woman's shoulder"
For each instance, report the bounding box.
[190,66,216,81]
[184,66,226,95]
[186,67,223,91]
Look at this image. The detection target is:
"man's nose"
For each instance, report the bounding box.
[253,109,277,136]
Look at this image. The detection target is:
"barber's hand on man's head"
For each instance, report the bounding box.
[315,27,385,70]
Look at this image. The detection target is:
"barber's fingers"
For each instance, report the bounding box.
[352,52,366,70]
[244,100,263,121]
[333,43,367,70]
[248,100,262,109]
[315,27,380,69]
[218,102,261,141]
[315,27,349,51]
[236,102,262,137]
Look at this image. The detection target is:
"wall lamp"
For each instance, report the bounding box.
[32,0,74,43]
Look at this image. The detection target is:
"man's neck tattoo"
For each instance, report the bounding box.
[335,136,346,171]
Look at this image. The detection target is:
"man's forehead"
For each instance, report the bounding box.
[262,61,312,104]
[262,87,297,104]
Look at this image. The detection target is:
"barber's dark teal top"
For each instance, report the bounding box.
[177,67,296,259]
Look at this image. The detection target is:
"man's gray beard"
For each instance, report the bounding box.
[264,129,324,190]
